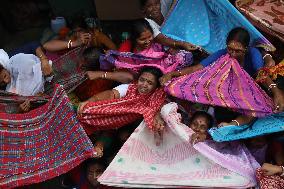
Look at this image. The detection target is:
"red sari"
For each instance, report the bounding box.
[79,83,166,135]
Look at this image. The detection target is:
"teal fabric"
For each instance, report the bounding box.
[161,0,274,53]
[209,112,284,142]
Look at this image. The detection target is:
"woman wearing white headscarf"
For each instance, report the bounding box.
[0,48,52,111]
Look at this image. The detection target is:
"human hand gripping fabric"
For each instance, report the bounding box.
[159,72,175,86]
[272,88,284,113]
[74,32,92,46]
[260,163,283,176]
[191,132,207,144]
[19,99,31,112]
[94,144,104,158]
[153,113,165,146]
[77,101,88,116]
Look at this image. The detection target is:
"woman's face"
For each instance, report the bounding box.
[137,72,158,94]
[136,29,153,51]
[0,69,11,87]
[143,0,164,24]
[227,40,247,61]
[189,116,209,134]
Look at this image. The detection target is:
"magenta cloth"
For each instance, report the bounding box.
[100,43,193,73]
[166,54,274,117]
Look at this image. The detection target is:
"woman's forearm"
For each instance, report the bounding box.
[43,39,80,52]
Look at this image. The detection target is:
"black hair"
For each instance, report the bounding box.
[130,19,153,50]
[138,66,163,87]
[226,27,250,48]
[70,15,88,30]
[139,0,147,8]
[189,111,214,129]
[82,47,102,70]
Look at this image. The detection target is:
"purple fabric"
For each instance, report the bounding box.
[166,54,274,117]
[164,102,260,186]
[100,43,193,73]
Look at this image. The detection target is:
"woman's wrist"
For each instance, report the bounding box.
[231,119,240,126]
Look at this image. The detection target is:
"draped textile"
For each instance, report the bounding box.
[256,168,284,189]
[209,111,284,142]
[166,54,274,117]
[236,0,284,42]
[100,43,193,74]
[0,85,97,188]
[98,103,259,188]
[45,47,87,95]
[79,83,166,135]
[161,0,275,53]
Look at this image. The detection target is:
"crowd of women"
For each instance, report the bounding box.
[1,0,284,188]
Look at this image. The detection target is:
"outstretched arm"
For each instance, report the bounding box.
[35,46,53,76]
[218,115,255,127]
[87,70,134,84]
[155,33,198,51]
[160,63,204,86]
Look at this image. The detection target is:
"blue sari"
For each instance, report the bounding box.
[209,112,284,142]
[161,0,275,53]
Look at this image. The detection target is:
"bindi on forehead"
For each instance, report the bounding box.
[140,72,156,82]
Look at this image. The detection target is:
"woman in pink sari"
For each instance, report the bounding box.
[97,19,194,78]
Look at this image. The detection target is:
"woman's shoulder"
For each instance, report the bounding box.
[247,47,262,61]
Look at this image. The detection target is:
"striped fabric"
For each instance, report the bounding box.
[98,103,259,188]
[0,85,97,188]
[79,83,166,135]
[166,54,274,117]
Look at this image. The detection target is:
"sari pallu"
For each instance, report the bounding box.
[166,54,274,118]
[0,85,98,188]
[98,103,259,188]
[79,83,166,135]
[161,0,275,54]
[100,43,193,74]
